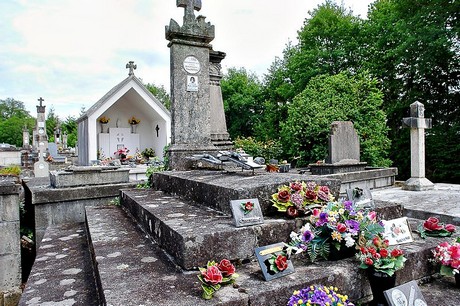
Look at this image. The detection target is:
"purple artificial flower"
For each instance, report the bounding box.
[343,200,353,211]
[317,190,329,202]
[291,193,304,208]
[301,230,315,243]
[316,212,329,226]
[345,220,360,234]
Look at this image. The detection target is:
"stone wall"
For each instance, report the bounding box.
[0,178,22,306]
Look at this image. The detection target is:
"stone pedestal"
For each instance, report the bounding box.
[402,102,434,191]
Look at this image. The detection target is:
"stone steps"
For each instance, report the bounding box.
[19,223,100,306]
[83,203,459,306]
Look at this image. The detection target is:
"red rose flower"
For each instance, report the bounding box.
[202,265,223,285]
[244,202,254,211]
[445,224,456,233]
[337,223,347,233]
[423,217,443,231]
[450,245,460,260]
[278,190,290,202]
[275,254,288,271]
[365,258,374,266]
[372,237,380,247]
[320,186,330,194]
[379,249,389,258]
[305,190,317,201]
[383,239,390,247]
[391,249,403,257]
[360,247,368,254]
[217,259,235,277]
[373,252,381,259]
[286,206,299,218]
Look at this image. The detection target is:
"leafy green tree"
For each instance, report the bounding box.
[0,98,35,147]
[260,1,365,142]
[281,71,391,167]
[221,67,263,139]
[46,106,59,142]
[365,0,460,182]
[145,83,171,110]
[62,115,78,148]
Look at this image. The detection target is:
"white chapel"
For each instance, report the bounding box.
[77,62,171,165]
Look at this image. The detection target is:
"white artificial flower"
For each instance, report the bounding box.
[344,233,355,248]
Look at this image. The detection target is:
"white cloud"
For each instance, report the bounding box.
[0,0,373,118]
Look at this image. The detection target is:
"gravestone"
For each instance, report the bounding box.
[310,121,367,174]
[402,101,434,191]
[166,0,219,170]
[33,153,49,177]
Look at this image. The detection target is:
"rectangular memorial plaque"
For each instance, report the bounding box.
[230,198,264,227]
[255,242,294,281]
[346,187,374,210]
[384,280,427,306]
[187,75,198,92]
[382,217,414,245]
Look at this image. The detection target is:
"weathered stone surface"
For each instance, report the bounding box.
[122,188,304,269]
[49,167,130,188]
[19,223,99,306]
[372,183,460,225]
[2,288,22,306]
[152,171,341,215]
[310,162,368,175]
[327,121,361,164]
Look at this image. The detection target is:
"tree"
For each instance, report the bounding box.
[221,67,263,139]
[0,98,35,147]
[62,115,78,148]
[365,0,460,182]
[145,83,171,110]
[281,71,391,167]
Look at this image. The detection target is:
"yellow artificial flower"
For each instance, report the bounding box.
[357,211,364,221]
[293,290,300,295]
[331,231,343,241]
[338,208,345,215]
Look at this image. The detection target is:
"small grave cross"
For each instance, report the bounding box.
[155,124,160,137]
[126,61,137,76]
[177,0,202,22]
[37,97,44,106]
[402,101,434,190]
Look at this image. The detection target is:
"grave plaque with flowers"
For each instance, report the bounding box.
[230,198,264,227]
[255,242,294,281]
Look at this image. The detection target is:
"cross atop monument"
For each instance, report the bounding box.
[402,101,434,191]
[36,97,46,113]
[126,61,137,76]
[177,0,202,23]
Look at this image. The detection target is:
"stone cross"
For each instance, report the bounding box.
[126,61,137,76]
[402,101,434,191]
[177,0,201,22]
[38,97,44,106]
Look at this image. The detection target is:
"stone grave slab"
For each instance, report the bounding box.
[384,280,427,306]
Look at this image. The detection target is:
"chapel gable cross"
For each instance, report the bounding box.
[126,61,137,76]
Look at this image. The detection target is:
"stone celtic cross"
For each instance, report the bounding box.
[402,101,434,191]
[177,0,202,22]
[126,61,137,76]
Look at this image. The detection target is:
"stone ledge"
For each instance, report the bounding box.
[153,171,341,215]
[19,222,99,306]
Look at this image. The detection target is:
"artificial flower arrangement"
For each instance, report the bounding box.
[287,285,355,306]
[431,237,460,277]
[271,181,335,218]
[114,147,129,160]
[241,201,254,215]
[265,248,289,275]
[418,217,456,239]
[356,234,406,276]
[128,116,140,125]
[287,200,384,262]
[197,259,238,300]
[98,116,110,124]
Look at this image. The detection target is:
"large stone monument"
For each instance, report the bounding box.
[166,0,230,169]
[402,101,434,191]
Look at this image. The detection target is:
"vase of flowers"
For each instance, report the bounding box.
[197,259,238,300]
[98,116,110,133]
[286,200,384,262]
[271,181,335,218]
[128,116,140,133]
[287,285,355,306]
[356,235,406,305]
[431,237,460,288]
[114,147,129,161]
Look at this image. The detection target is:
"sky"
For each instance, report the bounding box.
[0,0,373,119]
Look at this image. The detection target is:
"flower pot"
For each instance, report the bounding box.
[455,273,460,288]
[100,123,108,133]
[367,269,396,306]
[328,244,357,261]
